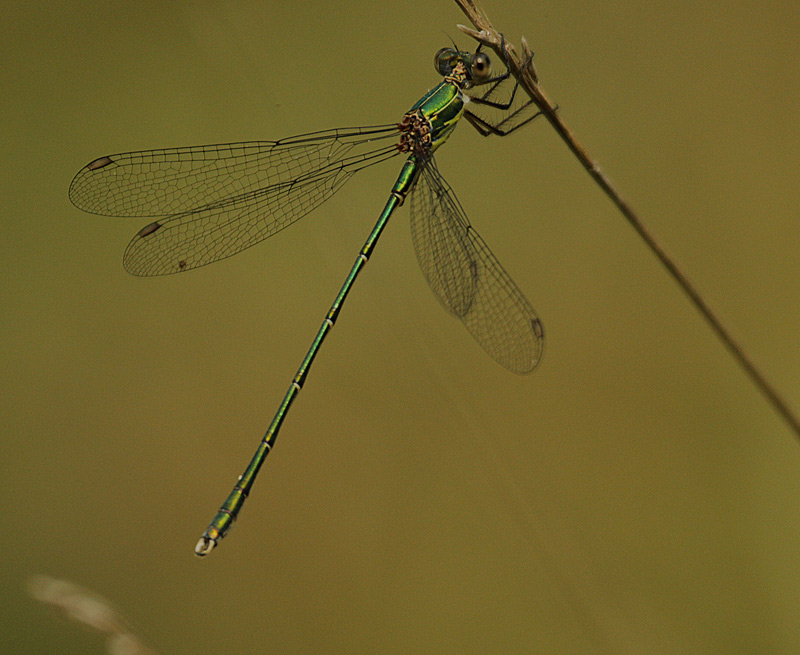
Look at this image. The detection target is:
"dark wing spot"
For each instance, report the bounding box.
[136,221,162,238]
[87,156,113,170]
[531,318,544,340]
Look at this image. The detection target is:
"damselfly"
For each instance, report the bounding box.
[69,44,545,556]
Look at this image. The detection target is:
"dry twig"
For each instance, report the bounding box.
[454,0,800,439]
[28,575,160,655]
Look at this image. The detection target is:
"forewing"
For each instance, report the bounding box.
[69,126,400,217]
[69,125,401,275]
[409,159,477,318]
[409,159,544,374]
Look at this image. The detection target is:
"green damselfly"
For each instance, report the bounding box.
[69,44,545,556]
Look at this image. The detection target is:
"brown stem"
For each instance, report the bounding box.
[453,0,800,439]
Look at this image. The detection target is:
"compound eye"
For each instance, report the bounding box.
[434,47,458,75]
[470,52,492,81]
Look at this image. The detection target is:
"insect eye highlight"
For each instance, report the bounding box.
[470,53,492,81]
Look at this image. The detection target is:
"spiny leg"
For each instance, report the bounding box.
[464,105,545,137]
[465,38,542,137]
[469,35,535,112]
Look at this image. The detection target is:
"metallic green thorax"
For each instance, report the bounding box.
[405,79,466,153]
[195,57,473,556]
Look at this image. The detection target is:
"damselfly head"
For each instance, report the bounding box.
[434,47,492,86]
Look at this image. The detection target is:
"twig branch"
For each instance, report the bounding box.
[453,0,800,440]
[28,575,160,655]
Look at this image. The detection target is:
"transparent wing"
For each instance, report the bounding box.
[409,157,544,373]
[69,125,401,276]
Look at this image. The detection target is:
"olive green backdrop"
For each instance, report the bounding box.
[3,1,800,653]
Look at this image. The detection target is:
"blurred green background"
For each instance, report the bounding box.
[3,1,800,653]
